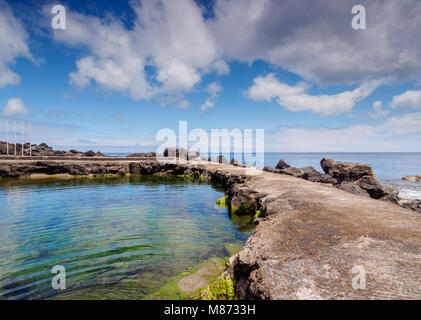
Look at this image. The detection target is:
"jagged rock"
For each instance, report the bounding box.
[402,176,421,182]
[263,166,281,174]
[280,166,305,178]
[146,152,158,158]
[336,181,370,197]
[184,169,194,176]
[126,153,146,157]
[304,172,337,184]
[163,148,198,160]
[355,176,397,199]
[275,159,291,170]
[230,186,261,215]
[210,170,231,186]
[299,166,337,184]
[217,155,228,164]
[83,150,96,157]
[230,158,241,166]
[321,158,375,183]
[381,192,401,205]
[399,199,421,213]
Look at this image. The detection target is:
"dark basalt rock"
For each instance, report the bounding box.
[275,159,291,170]
[83,150,96,157]
[126,153,146,157]
[355,176,397,199]
[217,155,228,164]
[399,199,421,213]
[163,148,198,160]
[146,152,158,158]
[230,185,261,215]
[230,158,241,166]
[321,158,375,183]
[336,181,370,197]
[279,166,305,178]
[0,141,110,158]
[263,166,281,174]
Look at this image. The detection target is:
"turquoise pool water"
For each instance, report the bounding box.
[0,176,252,300]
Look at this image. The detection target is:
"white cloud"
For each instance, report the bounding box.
[390,90,421,111]
[368,101,389,119]
[266,112,421,152]
[210,0,421,85]
[177,100,190,109]
[200,82,223,112]
[0,1,33,88]
[44,0,421,106]
[245,74,378,115]
[50,0,220,103]
[2,98,29,117]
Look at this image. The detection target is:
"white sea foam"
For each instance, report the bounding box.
[398,188,421,200]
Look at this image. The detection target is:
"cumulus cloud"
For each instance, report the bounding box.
[2,98,29,117]
[246,74,378,115]
[0,1,33,87]
[176,100,190,109]
[390,90,421,111]
[45,0,421,107]
[368,101,389,119]
[210,0,421,85]
[266,112,421,152]
[200,82,223,112]
[49,0,219,103]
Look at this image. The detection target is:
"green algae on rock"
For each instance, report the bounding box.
[148,257,226,300]
[200,275,236,300]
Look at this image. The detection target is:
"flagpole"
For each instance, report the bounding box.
[21,120,24,156]
[14,120,16,156]
[29,121,31,157]
[6,120,8,156]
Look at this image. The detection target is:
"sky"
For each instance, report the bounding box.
[1,0,421,153]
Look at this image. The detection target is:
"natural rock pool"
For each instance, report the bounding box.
[0,176,253,300]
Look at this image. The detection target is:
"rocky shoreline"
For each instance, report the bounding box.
[0,149,420,299]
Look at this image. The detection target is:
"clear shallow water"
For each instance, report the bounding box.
[0,176,252,300]
[108,152,421,200]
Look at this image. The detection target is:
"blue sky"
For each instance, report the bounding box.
[1,0,421,152]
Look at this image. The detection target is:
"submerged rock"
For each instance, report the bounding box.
[402,175,421,182]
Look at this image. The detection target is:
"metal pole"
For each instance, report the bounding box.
[14,120,16,156]
[21,120,24,156]
[29,121,31,157]
[6,120,8,156]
